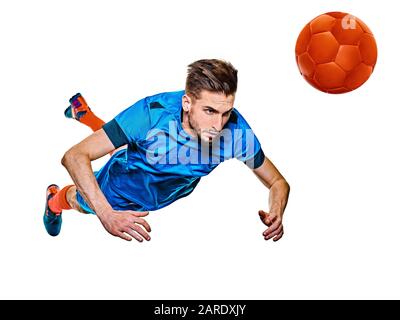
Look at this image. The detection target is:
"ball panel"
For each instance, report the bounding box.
[297,53,316,77]
[308,32,339,64]
[335,45,362,72]
[326,12,347,19]
[309,14,336,34]
[357,18,373,34]
[359,34,378,67]
[345,63,373,90]
[295,24,312,55]
[326,87,349,94]
[331,17,364,45]
[314,62,346,89]
[303,75,325,92]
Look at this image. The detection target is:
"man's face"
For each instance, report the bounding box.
[182,90,235,143]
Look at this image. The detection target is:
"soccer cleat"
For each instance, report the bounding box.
[43,184,62,237]
[64,93,91,121]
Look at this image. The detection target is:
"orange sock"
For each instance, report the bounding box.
[48,185,73,213]
[79,110,105,132]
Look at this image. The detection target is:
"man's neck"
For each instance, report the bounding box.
[181,109,197,138]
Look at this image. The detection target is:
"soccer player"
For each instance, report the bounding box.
[43,59,290,242]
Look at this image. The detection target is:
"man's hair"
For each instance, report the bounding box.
[185,59,238,99]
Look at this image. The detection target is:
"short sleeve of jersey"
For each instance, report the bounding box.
[102,97,151,148]
[232,110,265,169]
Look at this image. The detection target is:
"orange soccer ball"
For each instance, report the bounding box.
[295,12,378,94]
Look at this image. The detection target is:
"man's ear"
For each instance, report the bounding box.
[182,94,192,112]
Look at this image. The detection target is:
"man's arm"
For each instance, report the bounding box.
[252,157,290,242]
[61,129,151,242]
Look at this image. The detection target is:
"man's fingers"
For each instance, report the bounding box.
[273,230,284,242]
[263,218,281,237]
[123,228,145,242]
[129,223,151,241]
[132,217,152,233]
[264,224,283,240]
[259,210,272,226]
[263,221,280,237]
[117,231,132,242]
[129,210,149,217]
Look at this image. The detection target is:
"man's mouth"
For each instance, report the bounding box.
[205,131,219,137]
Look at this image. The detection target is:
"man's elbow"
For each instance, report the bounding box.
[61,147,85,168]
[61,149,73,168]
[284,180,290,194]
[275,177,290,194]
[279,178,290,197]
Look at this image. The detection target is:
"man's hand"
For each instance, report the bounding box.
[97,209,152,242]
[253,157,289,242]
[259,210,284,242]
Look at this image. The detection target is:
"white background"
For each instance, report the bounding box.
[0,0,398,299]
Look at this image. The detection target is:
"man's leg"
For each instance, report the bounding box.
[66,93,126,155]
[48,185,89,214]
[65,185,90,214]
[43,184,93,236]
[43,95,114,236]
[65,93,105,132]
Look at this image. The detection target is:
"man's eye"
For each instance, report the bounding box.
[205,109,214,114]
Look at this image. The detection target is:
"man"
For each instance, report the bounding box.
[43,59,290,242]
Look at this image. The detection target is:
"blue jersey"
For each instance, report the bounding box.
[76,90,265,214]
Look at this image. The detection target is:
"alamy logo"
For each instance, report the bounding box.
[144,121,257,167]
[341,14,357,30]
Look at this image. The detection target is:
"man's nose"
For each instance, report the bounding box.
[213,115,224,132]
